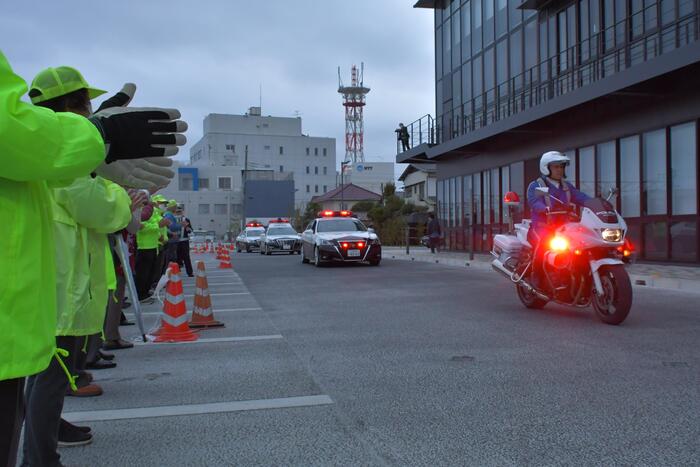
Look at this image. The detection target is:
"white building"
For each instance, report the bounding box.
[398,164,437,211]
[338,161,395,196]
[190,108,336,207]
[158,108,336,238]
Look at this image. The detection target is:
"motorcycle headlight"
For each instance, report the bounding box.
[601,228,623,243]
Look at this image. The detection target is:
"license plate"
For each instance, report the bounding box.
[348,249,360,257]
[283,244,291,250]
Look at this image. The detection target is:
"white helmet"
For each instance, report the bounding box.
[539,151,571,177]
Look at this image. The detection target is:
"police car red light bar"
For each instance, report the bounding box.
[268,218,289,223]
[318,210,355,218]
[246,222,263,227]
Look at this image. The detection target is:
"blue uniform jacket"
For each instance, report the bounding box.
[527,178,590,230]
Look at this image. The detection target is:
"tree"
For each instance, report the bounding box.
[366,183,425,245]
[351,200,377,213]
[296,202,321,230]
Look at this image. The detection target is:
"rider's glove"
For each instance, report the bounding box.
[89,107,187,162]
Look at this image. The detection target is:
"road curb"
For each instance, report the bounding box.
[386,252,700,293]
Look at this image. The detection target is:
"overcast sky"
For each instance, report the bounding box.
[1,0,435,180]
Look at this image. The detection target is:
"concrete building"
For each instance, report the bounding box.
[190,108,336,207]
[159,108,336,237]
[337,161,395,196]
[398,1,700,264]
[399,163,437,211]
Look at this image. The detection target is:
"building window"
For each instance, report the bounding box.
[671,221,697,262]
[306,166,310,174]
[314,166,319,175]
[323,185,327,192]
[214,204,227,215]
[323,148,327,156]
[262,123,269,128]
[218,177,232,190]
[315,185,319,193]
[483,170,491,225]
[279,146,284,155]
[314,147,318,156]
[670,122,697,215]
[199,178,209,189]
[264,145,270,150]
[620,135,641,217]
[225,144,235,152]
[642,129,667,215]
[179,172,193,191]
[198,204,210,215]
[596,141,616,198]
[323,167,327,175]
[579,146,595,198]
[279,165,284,173]
[306,185,310,193]
[306,147,310,155]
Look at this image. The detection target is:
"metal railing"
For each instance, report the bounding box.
[396,114,436,154]
[399,5,699,153]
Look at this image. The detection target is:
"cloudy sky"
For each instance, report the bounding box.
[2,0,435,180]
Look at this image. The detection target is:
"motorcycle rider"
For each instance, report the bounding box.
[526,151,590,290]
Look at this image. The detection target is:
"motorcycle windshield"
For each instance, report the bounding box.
[583,198,618,224]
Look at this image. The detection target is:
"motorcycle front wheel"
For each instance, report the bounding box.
[516,281,548,309]
[592,265,632,325]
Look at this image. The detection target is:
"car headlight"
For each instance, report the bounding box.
[601,228,623,242]
[319,239,333,246]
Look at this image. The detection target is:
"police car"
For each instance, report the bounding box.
[259,219,302,255]
[300,210,381,267]
[235,222,265,253]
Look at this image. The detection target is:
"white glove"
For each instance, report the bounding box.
[95,157,175,191]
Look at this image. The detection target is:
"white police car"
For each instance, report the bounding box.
[260,219,302,255]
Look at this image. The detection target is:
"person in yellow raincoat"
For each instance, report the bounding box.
[0,50,186,466]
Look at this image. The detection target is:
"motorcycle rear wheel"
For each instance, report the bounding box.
[592,265,632,325]
[516,281,548,309]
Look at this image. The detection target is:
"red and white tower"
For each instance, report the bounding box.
[338,63,370,163]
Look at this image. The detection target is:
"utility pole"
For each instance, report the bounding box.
[340,160,350,210]
[242,145,248,230]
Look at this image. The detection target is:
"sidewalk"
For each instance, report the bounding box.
[382,246,700,293]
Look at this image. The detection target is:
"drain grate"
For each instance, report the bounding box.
[662,361,689,368]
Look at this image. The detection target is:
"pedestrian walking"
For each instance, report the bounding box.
[427,212,442,254]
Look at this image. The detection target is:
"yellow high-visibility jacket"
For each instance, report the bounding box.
[0,51,105,381]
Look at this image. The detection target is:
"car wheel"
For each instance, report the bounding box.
[369,258,381,266]
[260,245,265,255]
[301,246,310,264]
[246,246,251,253]
[314,247,324,267]
[266,248,272,256]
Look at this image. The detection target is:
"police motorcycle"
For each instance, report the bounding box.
[490,186,635,325]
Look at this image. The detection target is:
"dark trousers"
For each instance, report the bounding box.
[135,248,158,299]
[104,275,126,341]
[429,235,440,253]
[400,138,410,151]
[162,243,178,273]
[0,377,25,467]
[176,241,193,276]
[22,336,77,467]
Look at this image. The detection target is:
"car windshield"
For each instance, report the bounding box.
[268,227,297,236]
[317,218,367,233]
[247,228,265,237]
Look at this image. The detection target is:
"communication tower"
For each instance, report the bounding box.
[338,63,370,163]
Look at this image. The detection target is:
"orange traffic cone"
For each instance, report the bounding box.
[218,250,232,269]
[154,263,199,343]
[228,243,235,251]
[189,261,224,328]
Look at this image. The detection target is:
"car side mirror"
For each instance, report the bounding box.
[368,228,375,233]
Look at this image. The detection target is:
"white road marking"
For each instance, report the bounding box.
[132,307,262,316]
[134,335,283,346]
[63,395,333,422]
[184,292,249,298]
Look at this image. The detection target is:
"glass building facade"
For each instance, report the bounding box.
[403,0,700,263]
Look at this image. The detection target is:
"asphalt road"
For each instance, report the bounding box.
[59,251,699,466]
